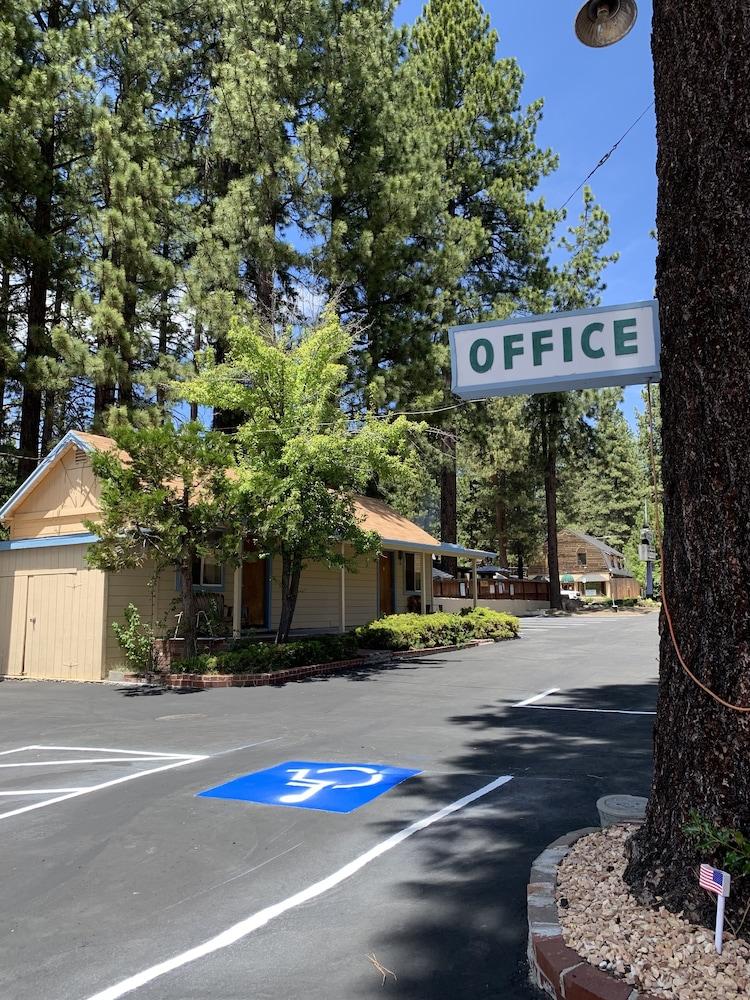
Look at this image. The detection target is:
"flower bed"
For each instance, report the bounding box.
[355,607,519,651]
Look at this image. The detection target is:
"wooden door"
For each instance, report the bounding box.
[23,570,105,681]
[379,554,394,616]
[242,559,267,627]
[0,575,28,675]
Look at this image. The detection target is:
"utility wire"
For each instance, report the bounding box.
[559,100,655,212]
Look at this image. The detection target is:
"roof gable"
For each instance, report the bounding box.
[562,528,624,558]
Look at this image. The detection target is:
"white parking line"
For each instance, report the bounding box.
[514,687,560,707]
[0,738,285,823]
[0,757,178,768]
[0,747,207,822]
[83,774,514,1000]
[522,705,655,716]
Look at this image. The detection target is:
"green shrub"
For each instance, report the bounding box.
[172,632,359,675]
[355,609,519,651]
[460,606,520,640]
[112,604,155,673]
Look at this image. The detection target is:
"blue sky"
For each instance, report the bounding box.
[396,0,657,426]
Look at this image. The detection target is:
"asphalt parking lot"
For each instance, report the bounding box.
[0,614,658,1000]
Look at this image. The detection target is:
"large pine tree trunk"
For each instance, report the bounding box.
[440,433,458,577]
[542,398,562,610]
[624,0,750,927]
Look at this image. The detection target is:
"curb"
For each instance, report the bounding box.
[167,657,369,689]
[527,828,654,1000]
[119,639,502,691]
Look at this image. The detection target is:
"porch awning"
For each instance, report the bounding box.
[380,538,496,560]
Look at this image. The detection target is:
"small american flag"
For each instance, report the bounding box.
[700,864,731,897]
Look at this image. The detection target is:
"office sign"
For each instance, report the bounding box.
[450,300,660,399]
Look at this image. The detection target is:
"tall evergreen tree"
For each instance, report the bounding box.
[625,0,750,926]
[0,0,93,481]
[524,187,618,607]
[405,0,556,571]
[571,388,645,551]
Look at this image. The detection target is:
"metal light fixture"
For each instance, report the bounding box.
[574,0,638,47]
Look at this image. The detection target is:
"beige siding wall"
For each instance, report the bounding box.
[8,445,102,540]
[269,554,378,631]
[104,562,234,669]
[0,544,106,680]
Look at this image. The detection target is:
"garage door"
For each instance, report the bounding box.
[0,569,105,681]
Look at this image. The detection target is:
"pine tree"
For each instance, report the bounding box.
[60,0,205,431]
[524,187,618,607]
[571,388,646,551]
[189,1,330,354]
[402,0,556,571]
[458,396,544,570]
[0,0,93,482]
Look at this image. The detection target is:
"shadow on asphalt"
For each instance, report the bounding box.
[350,680,657,1000]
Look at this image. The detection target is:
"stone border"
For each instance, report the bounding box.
[527,828,656,1000]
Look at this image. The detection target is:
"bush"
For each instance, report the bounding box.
[355,608,519,651]
[460,606,520,640]
[172,632,359,675]
[112,604,155,673]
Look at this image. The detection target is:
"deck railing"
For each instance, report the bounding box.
[432,578,550,602]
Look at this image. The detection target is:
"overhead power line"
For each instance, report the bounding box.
[559,99,655,213]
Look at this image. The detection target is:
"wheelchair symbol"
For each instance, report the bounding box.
[279,766,383,804]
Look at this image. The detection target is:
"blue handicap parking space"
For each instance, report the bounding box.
[198,760,421,813]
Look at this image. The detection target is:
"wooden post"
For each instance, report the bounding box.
[340,543,346,633]
[472,559,478,609]
[420,552,429,615]
[232,549,242,639]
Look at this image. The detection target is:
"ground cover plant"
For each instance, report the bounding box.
[172,633,359,675]
[356,608,519,651]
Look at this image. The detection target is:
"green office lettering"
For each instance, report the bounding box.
[581,322,605,359]
[562,326,573,363]
[532,329,554,367]
[614,317,638,356]
[503,334,525,370]
[469,338,495,374]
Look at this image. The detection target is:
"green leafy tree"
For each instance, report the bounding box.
[85,422,238,658]
[184,307,416,642]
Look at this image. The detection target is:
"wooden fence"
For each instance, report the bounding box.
[433,578,550,602]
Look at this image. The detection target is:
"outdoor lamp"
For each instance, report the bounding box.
[574,0,638,47]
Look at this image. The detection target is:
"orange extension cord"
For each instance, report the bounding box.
[646,382,750,712]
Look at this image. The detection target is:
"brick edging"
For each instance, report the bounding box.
[392,638,496,659]
[528,828,654,1000]
[167,657,369,689]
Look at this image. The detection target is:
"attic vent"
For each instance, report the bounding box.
[74,447,87,464]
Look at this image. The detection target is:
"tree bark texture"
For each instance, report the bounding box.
[179,560,198,660]
[625,0,750,926]
[440,433,458,577]
[276,547,302,644]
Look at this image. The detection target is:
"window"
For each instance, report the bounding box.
[191,558,223,589]
[404,553,422,593]
[577,549,587,568]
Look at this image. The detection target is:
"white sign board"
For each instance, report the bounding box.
[450,300,660,399]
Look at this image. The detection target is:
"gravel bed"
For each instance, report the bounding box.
[556,825,750,999]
